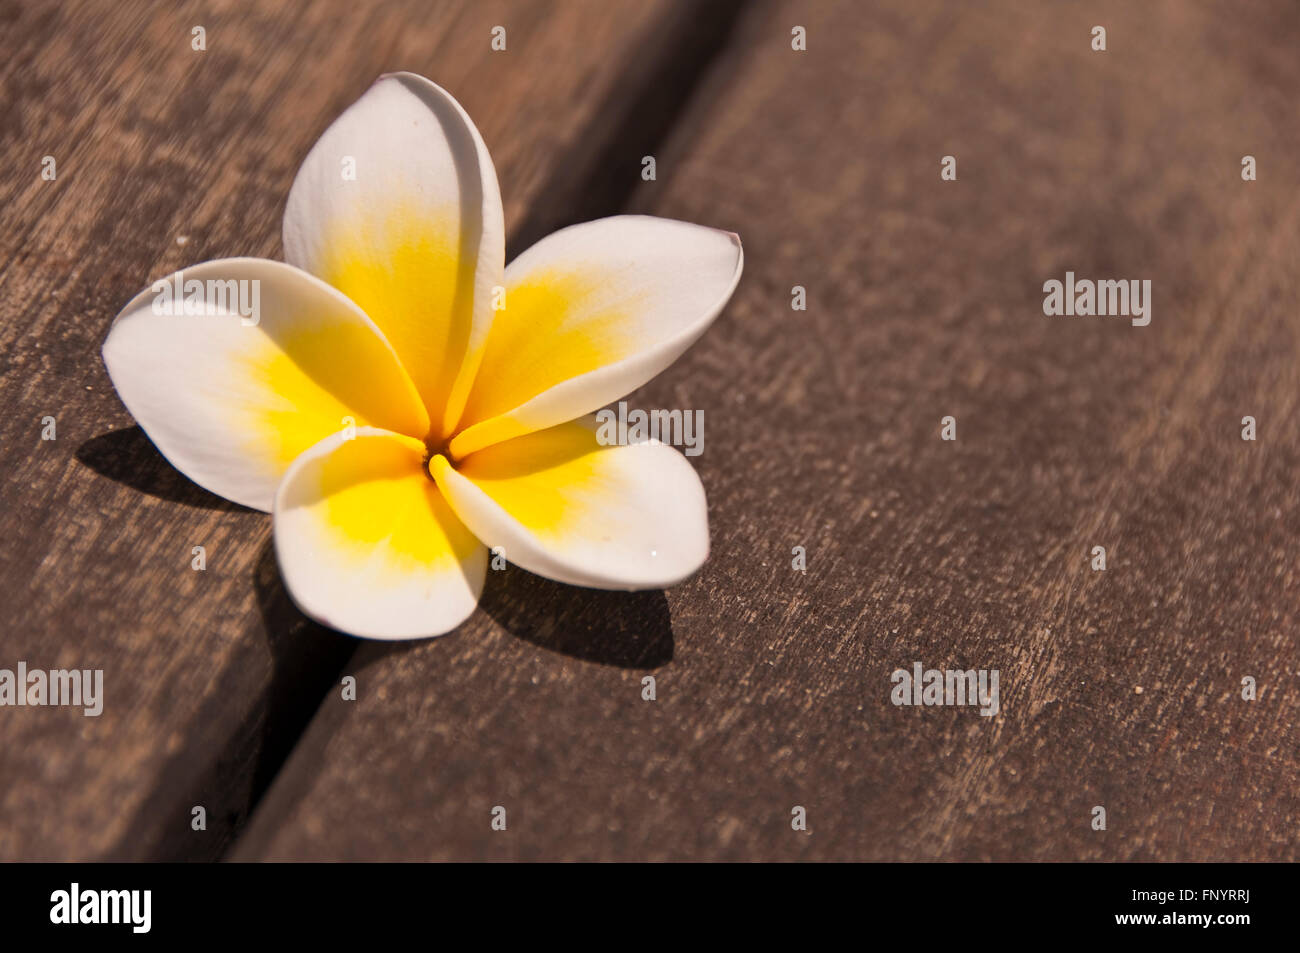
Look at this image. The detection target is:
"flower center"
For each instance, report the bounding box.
[421,434,452,482]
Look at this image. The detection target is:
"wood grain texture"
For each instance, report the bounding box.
[0,0,687,861]
[234,0,1300,861]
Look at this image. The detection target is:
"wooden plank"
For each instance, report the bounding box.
[0,0,689,861]
[234,0,1300,861]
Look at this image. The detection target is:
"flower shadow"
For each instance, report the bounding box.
[478,566,674,669]
[78,426,673,671]
[76,425,251,512]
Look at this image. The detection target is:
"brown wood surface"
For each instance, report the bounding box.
[4,0,1299,862]
[0,0,704,861]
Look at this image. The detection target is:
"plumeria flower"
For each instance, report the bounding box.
[101,73,742,640]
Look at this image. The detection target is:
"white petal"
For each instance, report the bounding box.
[101,258,429,512]
[432,418,708,589]
[274,428,486,640]
[283,73,505,438]
[450,215,742,457]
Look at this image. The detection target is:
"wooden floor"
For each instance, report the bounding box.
[1,0,1297,861]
